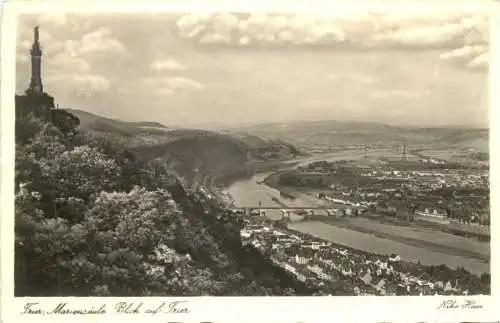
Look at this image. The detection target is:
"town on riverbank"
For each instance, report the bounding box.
[239,216,489,296]
[192,179,490,296]
[198,146,490,295]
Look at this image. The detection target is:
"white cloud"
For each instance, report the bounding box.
[177,12,213,33]
[17,22,125,95]
[35,13,68,27]
[176,11,487,47]
[371,89,431,99]
[200,32,232,44]
[157,87,175,96]
[72,74,111,91]
[327,74,372,84]
[135,76,205,96]
[440,44,488,69]
[461,16,489,45]
[161,76,205,90]
[51,52,91,73]
[26,27,127,59]
[19,39,32,50]
[304,24,346,44]
[78,28,127,55]
[213,12,239,32]
[151,58,186,71]
[466,52,488,70]
[371,24,464,47]
[175,11,488,71]
[25,13,94,35]
[46,74,110,90]
[440,44,486,60]
[187,25,207,38]
[239,36,251,45]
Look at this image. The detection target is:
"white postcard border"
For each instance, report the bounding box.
[1,1,499,322]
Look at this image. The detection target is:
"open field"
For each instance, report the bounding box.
[288,221,489,276]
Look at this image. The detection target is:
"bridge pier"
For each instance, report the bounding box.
[281,210,290,221]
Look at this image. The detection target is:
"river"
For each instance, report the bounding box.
[223,153,490,275]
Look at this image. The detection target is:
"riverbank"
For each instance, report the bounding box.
[288,221,489,276]
[245,217,489,295]
[282,225,488,284]
[313,217,489,262]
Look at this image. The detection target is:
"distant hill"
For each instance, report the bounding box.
[65,109,168,136]
[225,132,269,148]
[134,130,251,179]
[221,131,303,156]
[412,128,489,150]
[229,120,489,151]
[132,129,301,182]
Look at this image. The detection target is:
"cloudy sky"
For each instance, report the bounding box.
[15,6,489,128]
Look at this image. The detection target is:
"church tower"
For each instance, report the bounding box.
[29,26,43,94]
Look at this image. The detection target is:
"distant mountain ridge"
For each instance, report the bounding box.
[229,120,489,151]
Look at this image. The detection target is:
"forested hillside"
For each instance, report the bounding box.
[61,109,302,184]
[14,93,321,296]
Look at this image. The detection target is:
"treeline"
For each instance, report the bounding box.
[14,92,313,296]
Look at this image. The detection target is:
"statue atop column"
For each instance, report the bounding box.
[34,26,39,43]
[29,26,43,94]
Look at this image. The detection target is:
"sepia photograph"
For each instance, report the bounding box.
[8,1,492,300]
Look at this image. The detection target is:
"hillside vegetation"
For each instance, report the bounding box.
[14,94,318,296]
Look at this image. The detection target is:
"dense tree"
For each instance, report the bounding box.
[14,101,312,296]
[50,109,80,135]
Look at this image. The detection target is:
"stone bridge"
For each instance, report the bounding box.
[231,206,339,219]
